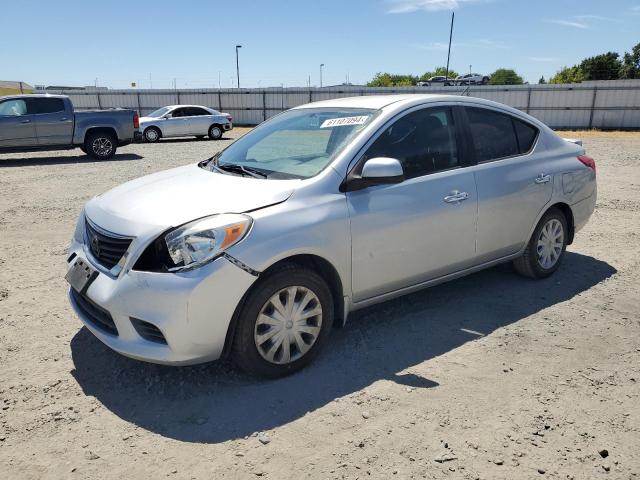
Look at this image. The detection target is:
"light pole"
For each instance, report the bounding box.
[445,11,454,83]
[235,45,242,88]
[320,63,325,87]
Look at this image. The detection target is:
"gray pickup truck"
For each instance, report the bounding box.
[0,94,141,159]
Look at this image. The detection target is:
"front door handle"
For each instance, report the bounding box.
[20,119,31,124]
[60,117,69,121]
[535,173,551,184]
[444,191,469,203]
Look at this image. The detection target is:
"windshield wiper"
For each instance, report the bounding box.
[215,163,268,179]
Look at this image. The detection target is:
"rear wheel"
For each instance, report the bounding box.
[208,124,223,140]
[232,265,334,377]
[85,132,116,160]
[513,208,568,279]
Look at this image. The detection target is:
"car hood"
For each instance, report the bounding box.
[84,164,297,237]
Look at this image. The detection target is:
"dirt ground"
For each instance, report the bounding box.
[0,130,639,480]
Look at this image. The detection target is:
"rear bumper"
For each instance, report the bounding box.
[224,123,233,131]
[133,131,143,143]
[572,187,597,234]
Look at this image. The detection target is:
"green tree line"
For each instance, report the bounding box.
[366,41,640,86]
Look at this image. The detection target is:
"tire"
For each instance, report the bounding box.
[513,208,568,279]
[208,124,223,140]
[143,127,161,143]
[482,77,489,85]
[80,147,88,155]
[232,265,334,377]
[85,131,117,160]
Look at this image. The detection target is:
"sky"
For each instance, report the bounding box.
[2,0,639,89]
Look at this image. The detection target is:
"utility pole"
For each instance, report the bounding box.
[149,73,153,89]
[320,63,325,87]
[445,11,454,83]
[235,45,242,88]
[218,71,221,89]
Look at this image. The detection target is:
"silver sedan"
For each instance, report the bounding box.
[139,105,233,142]
[66,94,596,377]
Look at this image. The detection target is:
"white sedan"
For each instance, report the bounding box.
[140,105,233,142]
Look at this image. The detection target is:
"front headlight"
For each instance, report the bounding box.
[164,214,252,272]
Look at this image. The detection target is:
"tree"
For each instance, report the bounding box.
[418,66,459,82]
[538,76,546,84]
[579,52,621,80]
[549,65,585,84]
[367,72,417,87]
[619,42,640,79]
[488,68,524,85]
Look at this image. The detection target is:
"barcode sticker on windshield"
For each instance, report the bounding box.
[320,116,369,128]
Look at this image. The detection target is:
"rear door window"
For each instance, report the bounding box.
[33,98,65,114]
[465,107,519,162]
[187,107,210,116]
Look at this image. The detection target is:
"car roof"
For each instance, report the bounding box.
[164,105,216,110]
[293,94,545,126]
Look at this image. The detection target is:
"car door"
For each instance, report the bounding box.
[0,98,38,148]
[347,106,478,303]
[162,107,188,137]
[31,97,73,145]
[183,107,212,135]
[462,106,552,262]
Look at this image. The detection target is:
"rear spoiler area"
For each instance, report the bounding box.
[562,138,583,146]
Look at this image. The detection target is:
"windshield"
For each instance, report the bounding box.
[148,107,171,118]
[203,108,378,179]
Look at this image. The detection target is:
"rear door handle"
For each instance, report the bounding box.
[444,191,469,203]
[60,117,69,121]
[20,119,31,124]
[535,173,551,184]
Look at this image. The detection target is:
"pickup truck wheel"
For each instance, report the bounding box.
[143,127,161,143]
[85,132,116,160]
[208,125,223,140]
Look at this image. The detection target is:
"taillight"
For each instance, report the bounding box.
[226,115,233,123]
[133,112,140,129]
[577,155,596,174]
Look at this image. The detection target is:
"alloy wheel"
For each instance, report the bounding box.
[92,137,113,157]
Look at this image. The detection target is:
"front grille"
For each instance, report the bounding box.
[85,219,132,270]
[130,318,167,344]
[71,288,118,336]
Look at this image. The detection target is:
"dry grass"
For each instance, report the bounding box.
[555,129,640,138]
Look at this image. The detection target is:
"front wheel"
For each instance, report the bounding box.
[513,208,568,279]
[85,132,116,160]
[208,125,223,140]
[232,265,334,377]
[144,127,161,143]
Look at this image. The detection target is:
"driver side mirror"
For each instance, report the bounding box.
[341,157,405,192]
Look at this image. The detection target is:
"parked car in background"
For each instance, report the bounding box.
[140,105,233,142]
[0,94,140,159]
[66,94,596,377]
[455,73,490,85]
[417,76,455,87]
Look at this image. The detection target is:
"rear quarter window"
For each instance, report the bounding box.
[513,118,538,153]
